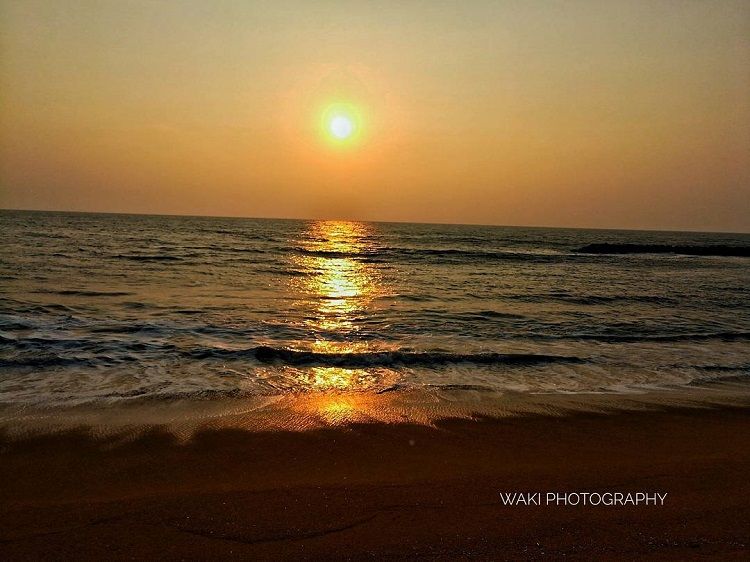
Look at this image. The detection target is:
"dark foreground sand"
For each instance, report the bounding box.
[1,406,749,560]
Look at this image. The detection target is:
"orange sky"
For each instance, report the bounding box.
[1,1,749,231]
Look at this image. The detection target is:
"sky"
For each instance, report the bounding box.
[1,1,749,231]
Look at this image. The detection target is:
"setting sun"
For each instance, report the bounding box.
[321,102,364,147]
[330,115,354,139]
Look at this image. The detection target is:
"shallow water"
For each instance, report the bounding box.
[1,210,749,406]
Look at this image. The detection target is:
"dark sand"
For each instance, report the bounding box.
[2,405,750,560]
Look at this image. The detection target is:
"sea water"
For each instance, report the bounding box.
[1,210,749,406]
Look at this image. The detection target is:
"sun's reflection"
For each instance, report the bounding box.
[312,367,355,390]
[283,221,395,396]
[318,396,358,424]
[294,221,381,350]
[292,393,382,425]
[302,221,376,321]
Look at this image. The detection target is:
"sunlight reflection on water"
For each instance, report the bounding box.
[286,221,396,395]
[4,212,749,413]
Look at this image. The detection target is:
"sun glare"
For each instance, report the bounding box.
[320,102,363,147]
[330,115,354,139]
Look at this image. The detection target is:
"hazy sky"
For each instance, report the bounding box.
[1,1,749,231]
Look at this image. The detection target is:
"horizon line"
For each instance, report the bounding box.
[1,206,748,236]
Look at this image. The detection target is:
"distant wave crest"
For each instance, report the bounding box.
[574,243,750,257]
[294,246,569,263]
[556,331,750,343]
[114,254,183,261]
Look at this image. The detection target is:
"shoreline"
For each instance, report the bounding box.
[2,399,750,558]
[2,380,750,439]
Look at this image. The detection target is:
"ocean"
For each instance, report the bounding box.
[1,210,749,408]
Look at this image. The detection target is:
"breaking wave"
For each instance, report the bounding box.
[188,346,584,368]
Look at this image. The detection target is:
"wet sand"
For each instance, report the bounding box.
[2,404,750,560]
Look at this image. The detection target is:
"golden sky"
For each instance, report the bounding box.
[1,1,749,231]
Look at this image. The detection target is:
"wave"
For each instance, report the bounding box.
[114,254,183,261]
[3,303,80,314]
[0,353,137,368]
[507,293,677,306]
[0,319,35,331]
[187,345,583,368]
[253,267,308,277]
[295,248,363,259]
[692,363,750,372]
[89,323,162,334]
[555,331,750,343]
[35,289,134,297]
[574,243,750,257]
[567,295,676,305]
[294,246,575,264]
[467,310,526,319]
[0,334,176,352]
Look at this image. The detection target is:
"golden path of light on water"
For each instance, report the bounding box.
[303,220,376,334]
[286,221,394,396]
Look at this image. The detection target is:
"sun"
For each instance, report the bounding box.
[320,102,363,147]
[330,115,354,139]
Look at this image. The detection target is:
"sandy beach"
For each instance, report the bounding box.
[2,403,749,559]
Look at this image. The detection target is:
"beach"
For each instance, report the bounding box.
[2,214,750,558]
[2,401,750,559]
